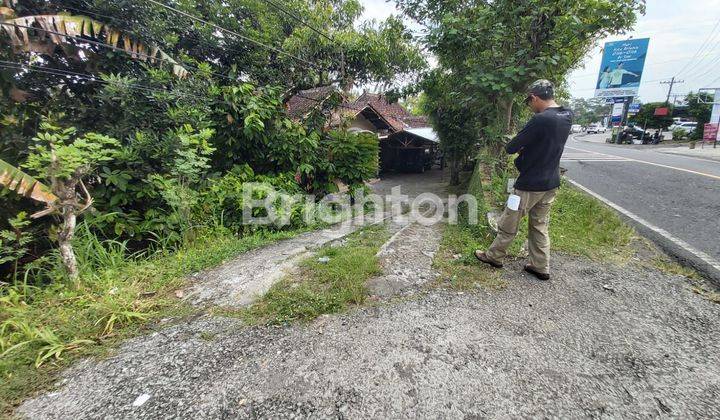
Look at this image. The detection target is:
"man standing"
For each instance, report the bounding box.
[475,80,573,281]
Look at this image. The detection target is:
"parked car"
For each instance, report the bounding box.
[586,123,607,134]
[668,121,697,134]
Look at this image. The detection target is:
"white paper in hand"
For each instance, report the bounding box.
[507,194,521,211]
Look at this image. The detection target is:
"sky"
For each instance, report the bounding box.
[359,0,720,103]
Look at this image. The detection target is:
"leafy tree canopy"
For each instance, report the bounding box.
[627,102,674,129]
[569,97,611,126]
[399,0,645,182]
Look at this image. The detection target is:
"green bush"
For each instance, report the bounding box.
[672,128,688,141]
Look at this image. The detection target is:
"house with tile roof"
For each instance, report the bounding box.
[285,86,440,172]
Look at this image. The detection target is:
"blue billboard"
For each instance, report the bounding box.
[595,38,650,98]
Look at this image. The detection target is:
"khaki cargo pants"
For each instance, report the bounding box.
[485,188,558,274]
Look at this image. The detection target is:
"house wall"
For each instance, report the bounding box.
[349,114,379,133]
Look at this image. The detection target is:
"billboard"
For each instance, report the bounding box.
[595,38,650,98]
[628,103,641,114]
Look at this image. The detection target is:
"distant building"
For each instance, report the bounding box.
[285,86,439,173]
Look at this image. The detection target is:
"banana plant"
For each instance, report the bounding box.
[0,158,58,215]
[0,13,188,78]
[1,124,120,280]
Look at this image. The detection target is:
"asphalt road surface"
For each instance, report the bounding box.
[561,133,720,283]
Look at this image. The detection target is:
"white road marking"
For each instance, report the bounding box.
[562,156,631,162]
[566,179,720,274]
[564,145,720,180]
[561,149,630,162]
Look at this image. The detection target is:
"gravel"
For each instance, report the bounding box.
[16,170,720,418]
[18,255,720,419]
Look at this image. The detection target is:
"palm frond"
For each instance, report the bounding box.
[1,14,188,78]
[0,158,58,205]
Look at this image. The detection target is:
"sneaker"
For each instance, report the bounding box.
[474,250,503,268]
[524,264,550,281]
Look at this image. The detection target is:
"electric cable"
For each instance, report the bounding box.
[0,22,240,82]
[144,0,319,69]
[675,16,720,77]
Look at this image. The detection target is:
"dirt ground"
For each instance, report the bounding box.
[16,169,720,419]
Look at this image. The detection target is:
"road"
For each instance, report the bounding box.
[561,133,720,282]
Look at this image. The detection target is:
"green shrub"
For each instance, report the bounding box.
[672,128,688,141]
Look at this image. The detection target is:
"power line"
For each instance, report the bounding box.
[0,22,248,83]
[0,60,209,100]
[707,72,720,88]
[661,77,684,103]
[59,4,346,82]
[571,52,720,80]
[264,0,336,44]
[573,77,667,92]
[675,16,720,77]
[679,34,720,81]
[2,59,364,114]
[58,5,276,67]
[262,0,345,78]
[144,0,319,69]
[1,22,187,72]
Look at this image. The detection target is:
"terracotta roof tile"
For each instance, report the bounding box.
[402,115,431,128]
[286,88,432,133]
[352,92,413,121]
[285,86,338,119]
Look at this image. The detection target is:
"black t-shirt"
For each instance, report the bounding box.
[505,106,573,191]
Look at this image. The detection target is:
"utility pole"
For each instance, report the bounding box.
[661,77,685,104]
[658,78,684,141]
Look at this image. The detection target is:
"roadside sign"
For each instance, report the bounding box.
[611,102,624,126]
[595,38,650,98]
[710,89,720,142]
[628,103,641,114]
[703,123,718,142]
[654,107,669,116]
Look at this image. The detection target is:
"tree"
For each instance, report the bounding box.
[0,14,188,77]
[569,97,611,126]
[397,0,644,175]
[422,71,484,185]
[16,122,119,279]
[0,0,426,258]
[628,102,673,130]
[685,92,713,139]
[400,92,427,116]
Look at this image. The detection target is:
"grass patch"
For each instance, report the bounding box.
[433,223,506,290]
[696,289,720,304]
[243,224,390,324]
[653,259,701,280]
[548,184,635,260]
[434,153,638,290]
[433,164,507,290]
[479,155,635,261]
[0,227,306,416]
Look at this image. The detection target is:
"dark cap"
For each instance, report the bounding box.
[527,79,554,99]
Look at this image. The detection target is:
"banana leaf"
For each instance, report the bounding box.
[1,14,188,78]
[0,158,58,205]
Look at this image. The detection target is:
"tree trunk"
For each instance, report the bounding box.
[494,98,516,174]
[58,208,78,280]
[449,158,461,186]
[500,98,515,134]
